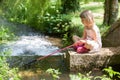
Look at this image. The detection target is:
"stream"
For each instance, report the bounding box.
[0,17,70,80]
[0,17,62,56]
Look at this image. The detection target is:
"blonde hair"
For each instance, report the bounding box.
[80,10,94,22]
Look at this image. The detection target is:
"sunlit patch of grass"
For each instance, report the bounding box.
[71,2,104,27]
[71,17,81,25]
[81,2,104,25]
[81,2,104,13]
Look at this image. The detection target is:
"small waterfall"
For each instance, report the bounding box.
[0,17,61,56]
[3,35,61,56]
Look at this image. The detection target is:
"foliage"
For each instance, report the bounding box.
[94,66,120,80]
[70,71,92,80]
[0,51,20,80]
[41,13,72,35]
[1,0,62,25]
[62,24,83,46]
[1,0,51,24]
[0,26,15,42]
[46,67,120,80]
[79,0,105,4]
[100,25,110,37]
[34,10,72,47]
[1,0,70,35]
[62,32,71,46]
[0,0,108,46]
[103,66,120,79]
[46,68,61,80]
[61,0,80,13]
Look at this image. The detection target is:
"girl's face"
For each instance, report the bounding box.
[81,18,94,28]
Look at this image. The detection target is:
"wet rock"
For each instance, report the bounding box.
[65,47,120,72]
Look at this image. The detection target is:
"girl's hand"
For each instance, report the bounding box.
[73,41,83,47]
[80,40,86,43]
[72,35,81,42]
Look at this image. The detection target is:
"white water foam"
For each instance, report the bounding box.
[6,36,61,56]
[0,17,62,56]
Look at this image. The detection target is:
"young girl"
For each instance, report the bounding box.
[72,10,102,53]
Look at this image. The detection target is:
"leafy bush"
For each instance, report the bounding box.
[0,26,15,42]
[103,67,120,79]
[40,13,72,35]
[0,51,20,80]
[46,67,120,80]
[1,0,70,35]
[70,72,92,80]
[2,0,51,24]
[46,68,61,80]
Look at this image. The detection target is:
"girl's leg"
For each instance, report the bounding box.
[73,40,85,51]
[72,35,81,42]
[85,40,100,52]
[84,40,97,50]
[84,43,93,50]
[76,41,91,53]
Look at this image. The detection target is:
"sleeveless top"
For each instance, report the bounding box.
[85,24,102,49]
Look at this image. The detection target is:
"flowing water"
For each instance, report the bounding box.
[0,17,71,80]
[0,17,62,56]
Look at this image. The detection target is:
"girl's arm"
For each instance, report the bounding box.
[82,28,87,39]
[78,29,87,44]
[92,29,97,42]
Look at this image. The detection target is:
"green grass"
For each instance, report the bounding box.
[73,2,120,26]
[71,2,103,24]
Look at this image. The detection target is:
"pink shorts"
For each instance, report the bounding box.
[73,43,90,53]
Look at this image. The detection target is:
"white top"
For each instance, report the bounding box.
[85,24,102,51]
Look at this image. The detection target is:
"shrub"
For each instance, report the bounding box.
[40,13,72,35]
[0,26,15,42]
[0,51,20,80]
[46,67,120,80]
[46,68,61,80]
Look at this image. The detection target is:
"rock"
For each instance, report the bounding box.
[65,47,120,72]
[103,19,120,47]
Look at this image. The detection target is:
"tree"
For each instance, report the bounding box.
[61,0,80,13]
[103,0,119,26]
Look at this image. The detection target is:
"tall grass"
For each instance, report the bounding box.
[1,0,51,23]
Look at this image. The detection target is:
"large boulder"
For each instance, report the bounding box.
[65,47,120,72]
[103,19,120,47]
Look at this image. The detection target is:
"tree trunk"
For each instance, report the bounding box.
[103,0,119,26]
[61,0,80,13]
